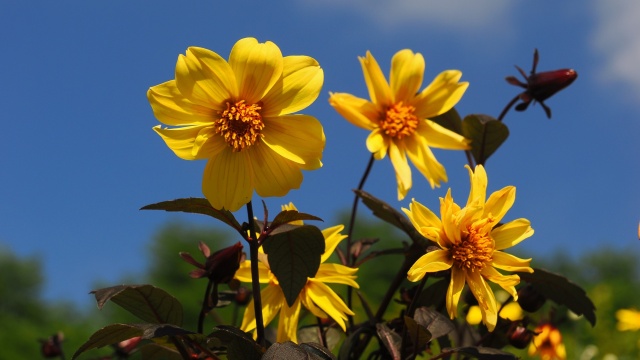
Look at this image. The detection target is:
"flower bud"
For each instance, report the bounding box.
[40,332,64,358]
[507,323,534,349]
[517,284,546,312]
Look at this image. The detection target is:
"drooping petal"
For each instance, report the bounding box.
[174,48,235,109]
[301,288,328,319]
[153,124,209,160]
[240,284,284,333]
[446,266,466,319]
[328,93,379,131]
[249,142,303,198]
[277,297,302,343]
[481,266,521,300]
[202,149,253,211]
[390,49,424,103]
[229,38,284,104]
[359,51,392,107]
[262,55,324,117]
[492,219,534,250]
[389,141,412,200]
[407,249,453,282]
[484,186,516,223]
[417,120,469,150]
[234,260,271,283]
[320,225,347,263]
[147,80,217,126]
[466,164,487,208]
[440,190,462,245]
[491,251,533,273]
[366,128,390,160]
[466,270,498,331]
[306,280,354,331]
[402,201,444,246]
[405,134,447,189]
[412,70,469,119]
[315,263,359,288]
[261,114,325,170]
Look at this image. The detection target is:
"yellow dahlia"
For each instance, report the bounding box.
[403,165,534,331]
[329,49,469,200]
[148,38,325,211]
[616,308,640,331]
[528,323,566,360]
[236,204,358,343]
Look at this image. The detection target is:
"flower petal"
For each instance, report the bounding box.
[390,49,424,103]
[320,225,347,263]
[229,38,283,104]
[446,266,466,319]
[235,260,271,284]
[366,128,389,159]
[359,51,392,107]
[440,189,463,245]
[154,124,208,160]
[466,164,487,208]
[407,249,453,282]
[277,297,302,343]
[484,186,516,223]
[419,120,469,150]
[466,270,498,331]
[402,200,444,245]
[481,266,521,299]
[492,219,534,250]
[191,126,227,159]
[412,70,469,119]
[306,280,354,332]
[315,263,359,288]
[405,133,447,189]
[328,93,379,131]
[202,149,253,211]
[148,80,217,126]
[491,251,533,273]
[240,284,284,333]
[261,115,325,170]
[249,142,303,198]
[389,141,412,200]
[262,55,323,117]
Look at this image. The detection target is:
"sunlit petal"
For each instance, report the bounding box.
[249,142,303,198]
[320,225,347,263]
[202,149,253,211]
[466,270,498,331]
[153,124,209,160]
[147,80,217,126]
[481,266,520,299]
[389,141,412,200]
[390,49,424,103]
[328,93,379,131]
[316,263,359,287]
[407,249,453,281]
[366,128,389,159]
[405,134,447,189]
[307,281,354,331]
[418,120,469,150]
[262,56,323,117]
[492,219,534,250]
[446,266,465,319]
[491,251,533,273]
[261,115,325,170]
[359,51,392,107]
[229,38,283,104]
[412,70,469,119]
[466,164,487,207]
[235,260,271,283]
[240,285,284,332]
[277,297,302,343]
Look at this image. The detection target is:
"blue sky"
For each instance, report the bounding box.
[1,1,638,306]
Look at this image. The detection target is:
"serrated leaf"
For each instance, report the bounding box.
[270,210,323,230]
[413,307,455,340]
[210,325,263,360]
[431,107,464,135]
[376,323,401,360]
[141,198,241,231]
[462,114,509,165]
[91,285,183,326]
[517,267,596,326]
[263,224,325,306]
[448,346,518,359]
[403,316,432,351]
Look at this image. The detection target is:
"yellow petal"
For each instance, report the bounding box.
[328,92,379,131]
[412,70,469,119]
[202,149,253,211]
[240,284,284,332]
[466,270,498,331]
[359,51,392,107]
[407,249,453,282]
[484,185,516,223]
[492,219,534,250]
[466,164,487,207]
[389,141,412,200]
[174,48,235,109]
[306,281,354,332]
[390,49,424,103]
[248,142,304,198]
[261,115,325,170]
[153,124,208,160]
[402,200,444,246]
[491,251,533,273]
[405,134,447,189]
[419,120,469,150]
[147,80,217,126]
[315,263,359,288]
[440,190,463,245]
[229,38,283,104]
[191,126,228,159]
[499,302,524,321]
[277,297,302,343]
[446,266,466,319]
[234,260,271,284]
[320,225,347,263]
[262,55,324,117]
[366,128,389,159]
[481,266,520,299]
[466,305,482,325]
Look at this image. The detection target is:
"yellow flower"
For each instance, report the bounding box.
[236,204,358,343]
[148,38,325,211]
[329,49,469,200]
[616,308,640,331]
[402,165,534,331]
[528,324,566,360]
[466,301,524,325]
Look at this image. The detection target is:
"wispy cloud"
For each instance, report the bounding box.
[591,1,640,98]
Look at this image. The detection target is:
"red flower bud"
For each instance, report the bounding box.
[40,332,64,358]
[507,323,534,349]
[517,284,546,313]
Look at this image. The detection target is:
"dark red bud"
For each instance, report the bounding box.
[114,336,142,356]
[40,333,64,358]
[517,284,546,312]
[528,69,577,102]
[507,323,534,349]
[234,286,251,305]
[205,242,244,284]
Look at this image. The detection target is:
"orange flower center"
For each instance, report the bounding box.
[215,100,264,151]
[452,219,495,271]
[380,102,419,139]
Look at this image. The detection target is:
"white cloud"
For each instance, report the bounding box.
[591,1,640,98]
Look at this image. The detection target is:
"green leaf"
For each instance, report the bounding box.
[431,107,464,135]
[413,307,455,340]
[417,278,449,309]
[141,198,242,232]
[269,210,323,231]
[139,343,183,360]
[299,342,338,360]
[403,316,432,351]
[262,341,335,360]
[91,284,183,326]
[517,267,596,326]
[448,346,518,359]
[263,225,325,306]
[298,325,343,352]
[210,325,263,360]
[461,114,509,165]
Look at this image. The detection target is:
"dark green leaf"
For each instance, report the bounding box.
[141,198,242,232]
[517,267,596,326]
[413,307,455,340]
[461,114,509,165]
[431,107,464,135]
[403,316,432,351]
[210,325,263,360]
[376,323,401,360]
[139,343,183,360]
[416,278,449,309]
[448,346,518,359]
[300,342,338,360]
[298,325,342,352]
[270,210,323,230]
[263,342,311,360]
[263,224,325,306]
[91,284,183,326]
[337,325,374,360]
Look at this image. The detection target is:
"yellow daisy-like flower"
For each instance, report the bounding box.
[402,165,534,331]
[528,323,566,360]
[236,204,358,343]
[148,38,325,212]
[616,308,640,331]
[329,49,469,200]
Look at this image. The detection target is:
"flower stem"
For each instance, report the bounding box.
[498,94,521,122]
[246,201,266,347]
[316,317,327,348]
[197,279,215,334]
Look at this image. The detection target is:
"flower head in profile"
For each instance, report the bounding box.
[235,203,358,343]
[528,323,566,360]
[616,308,640,331]
[402,165,534,331]
[329,49,469,200]
[148,38,325,211]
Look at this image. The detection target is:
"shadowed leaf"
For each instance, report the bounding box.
[298,325,342,352]
[462,114,509,165]
[262,341,335,360]
[448,346,518,359]
[413,307,455,340]
[403,316,432,351]
[431,107,464,135]
[518,267,596,326]
[91,285,183,326]
[376,323,401,360]
[270,210,323,230]
[139,343,182,360]
[263,225,325,306]
[141,198,241,232]
[210,325,263,360]
[417,279,449,309]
